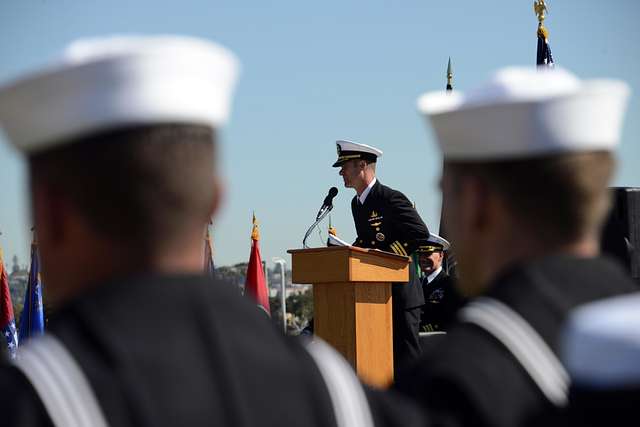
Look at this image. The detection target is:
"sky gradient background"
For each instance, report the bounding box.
[1,0,639,269]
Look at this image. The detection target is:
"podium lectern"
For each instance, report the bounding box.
[288,246,410,387]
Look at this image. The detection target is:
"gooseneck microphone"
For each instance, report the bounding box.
[303,187,339,248]
[316,187,339,220]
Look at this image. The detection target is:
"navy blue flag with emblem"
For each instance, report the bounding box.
[534,1,554,67]
[536,26,554,67]
[18,241,44,343]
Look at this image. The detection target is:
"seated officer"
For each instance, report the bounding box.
[0,35,425,427]
[417,234,465,333]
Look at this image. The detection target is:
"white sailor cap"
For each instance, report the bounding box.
[417,67,630,161]
[0,35,239,154]
[417,233,450,252]
[562,292,640,388]
[333,140,383,167]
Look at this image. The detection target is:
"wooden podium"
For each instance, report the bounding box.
[288,246,410,387]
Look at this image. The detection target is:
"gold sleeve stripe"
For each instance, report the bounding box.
[391,241,407,257]
[390,243,402,255]
[393,241,408,256]
[389,241,400,255]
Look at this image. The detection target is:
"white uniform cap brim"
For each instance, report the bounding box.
[336,140,383,158]
[0,35,239,153]
[562,292,640,388]
[426,233,450,251]
[417,67,630,161]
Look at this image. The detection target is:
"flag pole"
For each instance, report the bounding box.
[272,257,287,334]
[439,58,456,274]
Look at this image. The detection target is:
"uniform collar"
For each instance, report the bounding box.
[426,266,443,284]
[358,177,377,204]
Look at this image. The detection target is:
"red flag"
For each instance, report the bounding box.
[244,214,270,315]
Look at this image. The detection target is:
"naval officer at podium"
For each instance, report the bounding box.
[333,140,430,372]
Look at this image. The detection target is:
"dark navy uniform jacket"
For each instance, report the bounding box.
[395,255,637,427]
[420,270,465,333]
[351,180,430,309]
[0,274,427,427]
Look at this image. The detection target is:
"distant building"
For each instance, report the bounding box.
[9,267,28,309]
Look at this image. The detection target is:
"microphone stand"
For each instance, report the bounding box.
[303,205,333,248]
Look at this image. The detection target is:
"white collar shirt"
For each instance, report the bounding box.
[426,266,443,284]
[358,177,377,205]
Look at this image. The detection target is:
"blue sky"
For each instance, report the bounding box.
[1,0,639,268]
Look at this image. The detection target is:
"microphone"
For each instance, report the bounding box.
[303,187,339,248]
[316,187,339,220]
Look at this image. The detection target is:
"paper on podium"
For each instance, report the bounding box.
[327,233,350,247]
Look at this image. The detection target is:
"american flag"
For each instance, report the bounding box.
[0,248,18,358]
[2,321,18,359]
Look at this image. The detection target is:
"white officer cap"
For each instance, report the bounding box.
[333,140,383,167]
[562,292,640,388]
[417,233,450,252]
[417,67,630,161]
[0,35,239,153]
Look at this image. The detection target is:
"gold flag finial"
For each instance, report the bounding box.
[534,1,549,38]
[534,0,547,24]
[251,212,260,241]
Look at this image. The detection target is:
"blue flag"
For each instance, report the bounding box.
[536,28,554,67]
[534,2,554,68]
[19,242,44,343]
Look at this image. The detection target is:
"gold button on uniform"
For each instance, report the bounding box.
[371,241,376,245]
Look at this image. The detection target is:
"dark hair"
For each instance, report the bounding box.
[446,151,615,245]
[28,124,216,249]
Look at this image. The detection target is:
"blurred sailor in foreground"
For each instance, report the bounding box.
[561,292,640,426]
[394,66,636,426]
[333,140,430,373]
[0,36,425,427]
[417,234,464,334]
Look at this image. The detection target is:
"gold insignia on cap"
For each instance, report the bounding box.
[337,154,361,162]
[418,245,441,253]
